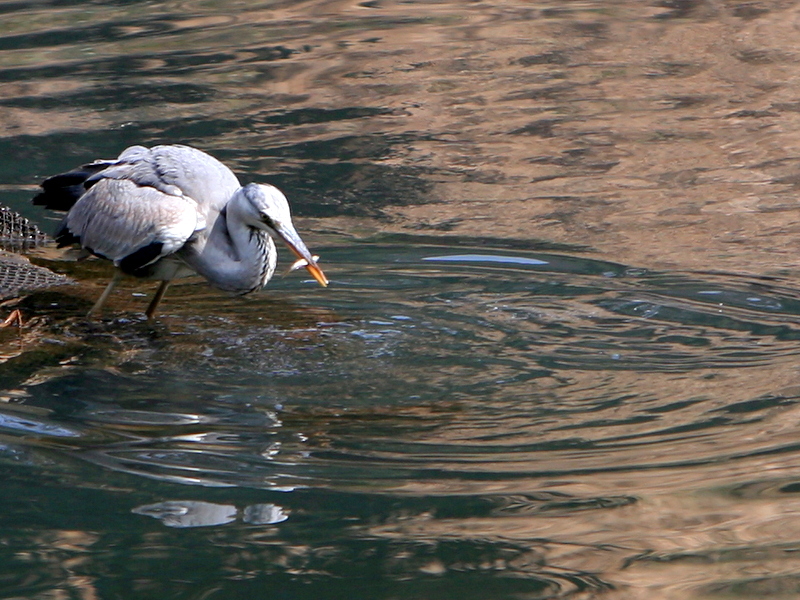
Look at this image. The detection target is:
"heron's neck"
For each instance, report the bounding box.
[181,204,277,294]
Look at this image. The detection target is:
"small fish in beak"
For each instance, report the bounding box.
[288,255,320,273]
[287,252,327,287]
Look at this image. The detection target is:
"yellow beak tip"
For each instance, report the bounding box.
[307,266,329,287]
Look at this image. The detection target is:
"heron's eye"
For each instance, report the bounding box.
[261,213,276,229]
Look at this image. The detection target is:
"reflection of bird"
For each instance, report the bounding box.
[33,144,328,319]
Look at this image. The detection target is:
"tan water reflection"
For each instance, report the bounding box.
[7,0,800,274]
[362,397,800,598]
[5,1,800,599]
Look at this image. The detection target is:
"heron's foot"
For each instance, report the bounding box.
[0,309,23,328]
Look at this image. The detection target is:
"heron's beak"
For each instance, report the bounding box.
[274,223,329,287]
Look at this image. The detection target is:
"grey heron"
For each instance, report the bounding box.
[33,144,328,319]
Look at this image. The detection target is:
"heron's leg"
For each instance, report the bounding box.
[145,280,171,320]
[88,270,122,318]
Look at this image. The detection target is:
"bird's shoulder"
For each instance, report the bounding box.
[87,144,241,211]
[86,145,184,198]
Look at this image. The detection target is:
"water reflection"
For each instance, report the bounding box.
[5,0,800,598]
[132,500,289,527]
[0,241,799,598]
[8,252,800,597]
[2,0,795,278]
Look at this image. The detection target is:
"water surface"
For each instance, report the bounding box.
[3,1,800,599]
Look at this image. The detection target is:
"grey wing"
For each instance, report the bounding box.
[88,144,241,217]
[63,178,205,275]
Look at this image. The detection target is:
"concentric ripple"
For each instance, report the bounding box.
[0,240,798,495]
[1,241,800,599]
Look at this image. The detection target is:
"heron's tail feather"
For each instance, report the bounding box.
[32,160,115,211]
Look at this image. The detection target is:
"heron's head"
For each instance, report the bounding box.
[241,183,328,287]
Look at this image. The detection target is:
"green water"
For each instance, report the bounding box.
[3,1,800,598]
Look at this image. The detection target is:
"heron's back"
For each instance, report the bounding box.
[137,145,241,217]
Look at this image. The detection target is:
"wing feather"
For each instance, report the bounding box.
[63,178,204,270]
[41,144,241,277]
[86,144,240,216]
